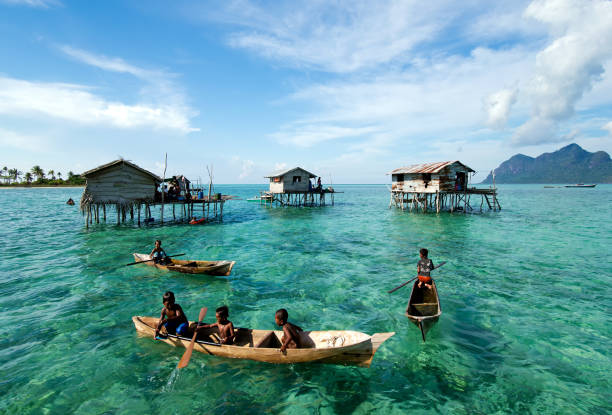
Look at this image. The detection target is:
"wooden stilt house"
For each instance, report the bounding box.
[389,161,500,212]
[260,167,338,206]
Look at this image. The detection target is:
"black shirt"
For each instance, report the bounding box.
[418,259,434,276]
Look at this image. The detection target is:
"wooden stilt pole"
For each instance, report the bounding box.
[103,205,106,221]
[137,204,141,225]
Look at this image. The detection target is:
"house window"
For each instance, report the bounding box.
[395,174,404,182]
[423,173,431,188]
[273,177,281,183]
[293,176,301,183]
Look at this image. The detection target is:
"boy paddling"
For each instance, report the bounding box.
[150,239,170,264]
[417,248,435,289]
[155,291,189,338]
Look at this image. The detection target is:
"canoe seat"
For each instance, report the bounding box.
[409,303,438,316]
[254,331,281,348]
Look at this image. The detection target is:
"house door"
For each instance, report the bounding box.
[456,172,466,191]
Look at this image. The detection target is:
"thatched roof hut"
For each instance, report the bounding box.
[80,159,162,211]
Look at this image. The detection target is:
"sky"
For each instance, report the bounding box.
[1,0,611,183]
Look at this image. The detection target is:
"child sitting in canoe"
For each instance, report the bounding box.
[155,291,189,338]
[275,308,303,353]
[195,305,235,345]
[417,248,435,290]
[150,239,170,264]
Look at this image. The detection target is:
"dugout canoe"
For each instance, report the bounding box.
[132,253,235,276]
[405,280,441,342]
[132,316,394,367]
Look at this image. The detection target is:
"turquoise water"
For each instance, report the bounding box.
[1,185,610,414]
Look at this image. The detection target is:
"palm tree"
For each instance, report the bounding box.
[7,168,17,185]
[31,165,45,182]
[24,172,33,184]
[48,170,56,180]
[57,172,62,181]
[14,170,22,183]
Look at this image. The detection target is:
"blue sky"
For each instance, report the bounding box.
[1,0,611,183]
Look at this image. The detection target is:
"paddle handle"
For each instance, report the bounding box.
[125,253,186,266]
[387,261,447,294]
[177,307,207,369]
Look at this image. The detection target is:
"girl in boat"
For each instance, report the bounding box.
[155,291,189,338]
[150,240,170,265]
[195,305,235,344]
[417,248,435,290]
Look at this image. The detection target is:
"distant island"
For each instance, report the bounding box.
[482,143,612,184]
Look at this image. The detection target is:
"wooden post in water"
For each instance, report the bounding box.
[137,204,141,225]
[161,153,167,224]
[103,205,106,222]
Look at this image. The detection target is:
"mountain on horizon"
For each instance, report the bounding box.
[481,143,612,184]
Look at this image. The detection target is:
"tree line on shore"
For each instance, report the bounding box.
[0,165,85,186]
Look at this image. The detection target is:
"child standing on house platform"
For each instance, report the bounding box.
[195,305,236,344]
[275,308,303,353]
[417,248,435,290]
[155,291,189,338]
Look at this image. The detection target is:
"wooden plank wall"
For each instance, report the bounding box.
[84,164,156,202]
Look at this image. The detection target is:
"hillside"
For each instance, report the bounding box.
[481,143,612,184]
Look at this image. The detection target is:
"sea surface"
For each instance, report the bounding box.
[0,185,610,414]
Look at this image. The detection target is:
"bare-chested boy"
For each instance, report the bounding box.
[155,291,189,338]
[275,308,303,353]
[196,305,235,344]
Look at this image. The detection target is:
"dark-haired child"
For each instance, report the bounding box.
[417,248,435,290]
[275,308,303,353]
[196,305,236,344]
[155,291,189,338]
[150,240,170,265]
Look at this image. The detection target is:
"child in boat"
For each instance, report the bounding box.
[195,305,236,344]
[150,239,170,264]
[155,291,189,338]
[275,308,303,353]
[417,248,435,290]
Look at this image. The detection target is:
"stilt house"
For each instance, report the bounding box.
[390,161,474,193]
[259,167,338,206]
[80,159,161,210]
[265,167,316,193]
[389,161,500,212]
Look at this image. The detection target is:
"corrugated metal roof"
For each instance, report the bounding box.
[81,159,162,181]
[264,167,317,178]
[389,161,474,175]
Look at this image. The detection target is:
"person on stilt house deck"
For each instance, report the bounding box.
[150,239,170,264]
[417,248,435,290]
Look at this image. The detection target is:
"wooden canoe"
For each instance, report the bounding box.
[132,316,394,367]
[405,280,441,342]
[132,253,235,276]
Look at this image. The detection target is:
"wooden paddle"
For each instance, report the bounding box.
[388,261,447,293]
[177,307,207,369]
[124,253,186,266]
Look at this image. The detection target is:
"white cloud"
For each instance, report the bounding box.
[274,162,287,171]
[239,159,254,179]
[215,1,455,73]
[603,122,612,135]
[485,88,517,128]
[0,0,60,8]
[512,0,612,145]
[0,75,197,132]
[0,127,47,152]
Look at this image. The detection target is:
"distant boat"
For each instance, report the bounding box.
[565,184,596,188]
[247,196,262,202]
[132,253,235,276]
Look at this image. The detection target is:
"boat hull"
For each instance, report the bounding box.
[405,280,442,342]
[132,253,235,276]
[132,316,394,367]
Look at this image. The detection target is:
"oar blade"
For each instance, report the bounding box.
[177,307,207,369]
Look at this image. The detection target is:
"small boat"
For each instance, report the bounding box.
[247,196,262,202]
[132,253,235,276]
[565,184,596,188]
[132,316,394,367]
[405,280,441,342]
[189,218,206,225]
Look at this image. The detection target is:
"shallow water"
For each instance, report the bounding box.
[0,185,610,414]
